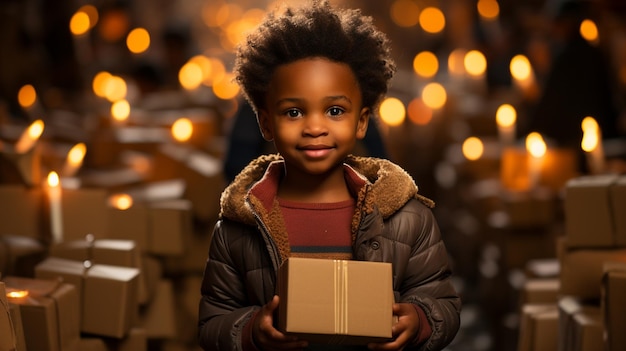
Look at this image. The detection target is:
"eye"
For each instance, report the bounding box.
[285,109,302,118]
[327,106,344,116]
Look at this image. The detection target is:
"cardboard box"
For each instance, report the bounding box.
[0,185,43,239]
[4,276,80,351]
[557,296,604,351]
[138,279,177,339]
[107,204,150,251]
[601,261,626,351]
[558,242,626,300]
[0,234,47,278]
[104,327,147,351]
[34,257,140,338]
[278,257,394,345]
[517,303,558,351]
[149,199,193,256]
[60,187,109,241]
[564,175,625,248]
[1,281,18,351]
[8,302,27,351]
[520,278,560,305]
[49,238,150,304]
[611,176,626,245]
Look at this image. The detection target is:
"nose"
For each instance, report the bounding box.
[302,113,328,137]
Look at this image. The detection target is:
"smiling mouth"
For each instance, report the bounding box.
[299,145,334,158]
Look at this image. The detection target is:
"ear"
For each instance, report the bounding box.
[356,107,370,140]
[257,110,274,141]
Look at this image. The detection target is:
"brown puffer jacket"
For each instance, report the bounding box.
[198,154,461,351]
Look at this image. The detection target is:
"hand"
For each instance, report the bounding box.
[367,303,419,351]
[252,295,309,351]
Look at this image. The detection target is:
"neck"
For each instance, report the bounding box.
[278,164,351,203]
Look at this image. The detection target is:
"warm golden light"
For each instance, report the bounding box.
[79,5,99,29]
[92,71,112,98]
[212,73,240,100]
[18,84,37,108]
[464,50,487,77]
[448,49,466,76]
[462,137,484,161]
[172,117,194,142]
[67,143,87,165]
[407,98,433,125]
[477,0,499,20]
[496,104,516,128]
[111,99,131,122]
[390,0,420,27]
[203,58,226,86]
[413,51,439,78]
[525,132,547,158]
[580,19,598,43]
[70,11,90,36]
[179,62,204,90]
[103,75,127,102]
[98,9,129,42]
[15,119,44,153]
[419,7,445,34]
[6,289,29,299]
[510,54,532,81]
[126,27,150,54]
[581,116,600,152]
[109,193,133,210]
[379,97,406,127]
[422,82,447,109]
[47,171,60,187]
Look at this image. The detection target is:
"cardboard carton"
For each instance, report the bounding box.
[557,296,604,351]
[517,303,558,351]
[278,257,394,345]
[601,261,626,351]
[564,175,625,248]
[0,281,18,351]
[4,276,80,351]
[558,242,626,299]
[34,257,140,338]
[60,187,108,241]
[611,176,626,245]
[520,278,560,305]
[0,234,47,277]
[0,185,43,239]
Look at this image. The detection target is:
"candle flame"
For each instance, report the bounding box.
[6,289,29,299]
[525,132,546,158]
[581,116,601,152]
[496,104,516,127]
[172,117,194,142]
[109,193,133,210]
[15,119,45,153]
[47,171,60,187]
[67,143,87,165]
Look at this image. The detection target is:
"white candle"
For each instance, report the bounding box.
[47,171,63,243]
[496,104,517,147]
[14,119,44,154]
[581,117,605,174]
[526,132,546,189]
[62,143,87,177]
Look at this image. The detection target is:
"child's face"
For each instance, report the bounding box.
[258,58,369,177]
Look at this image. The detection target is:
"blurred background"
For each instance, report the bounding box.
[1,0,626,351]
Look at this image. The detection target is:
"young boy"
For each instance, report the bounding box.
[198,1,461,350]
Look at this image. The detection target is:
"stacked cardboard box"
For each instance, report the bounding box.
[518,174,626,351]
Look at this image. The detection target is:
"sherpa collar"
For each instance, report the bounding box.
[218,154,434,226]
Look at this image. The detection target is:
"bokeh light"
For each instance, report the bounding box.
[390,0,420,27]
[422,82,447,109]
[172,117,194,142]
[407,98,433,125]
[462,137,484,161]
[464,50,487,77]
[419,7,445,34]
[477,0,499,21]
[18,84,37,108]
[413,51,439,78]
[379,97,406,126]
[127,27,151,54]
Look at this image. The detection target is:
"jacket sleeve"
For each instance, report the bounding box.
[394,200,461,351]
[198,219,261,351]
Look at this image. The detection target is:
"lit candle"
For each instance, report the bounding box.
[581,116,605,174]
[14,119,44,154]
[496,104,517,147]
[525,132,546,189]
[510,55,538,100]
[62,142,87,177]
[47,171,64,244]
[5,288,29,303]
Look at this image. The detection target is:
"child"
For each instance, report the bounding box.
[198,1,461,350]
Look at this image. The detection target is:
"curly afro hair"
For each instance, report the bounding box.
[234,0,396,116]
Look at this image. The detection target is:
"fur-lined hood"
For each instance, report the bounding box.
[219,154,434,226]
